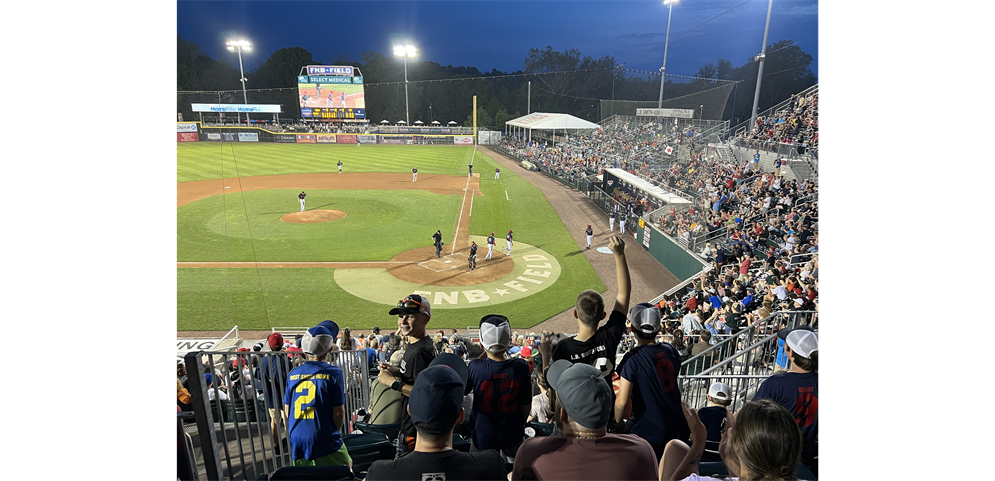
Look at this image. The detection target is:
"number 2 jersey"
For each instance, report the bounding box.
[464,357,532,451]
[282,361,346,461]
[617,342,689,447]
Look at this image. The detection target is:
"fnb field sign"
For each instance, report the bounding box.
[191,104,283,113]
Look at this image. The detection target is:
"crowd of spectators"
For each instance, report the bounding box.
[736,90,819,153]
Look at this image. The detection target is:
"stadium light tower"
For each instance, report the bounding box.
[749,0,774,133]
[226,39,252,123]
[657,0,678,108]
[394,44,417,125]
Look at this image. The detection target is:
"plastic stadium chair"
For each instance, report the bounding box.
[266,465,355,481]
[342,433,394,474]
[352,421,402,443]
[526,422,554,437]
[452,433,471,452]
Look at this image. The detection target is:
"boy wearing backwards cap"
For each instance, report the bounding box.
[511,360,658,480]
[752,326,818,477]
[465,315,532,462]
[613,303,690,462]
[377,294,438,459]
[282,326,351,467]
[366,354,507,480]
[696,382,731,462]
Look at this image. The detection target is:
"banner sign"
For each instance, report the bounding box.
[221,132,238,142]
[296,134,317,143]
[643,225,651,248]
[357,135,377,144]
[454,136,474,145]
[337,134,357,144]
[307,65,354,76]
[206,133,221,141]
[176,132,199,142]
[191,103,283,113]
[635,108,695,118]
[382,138,404,145]
[317,134,337,144]
[440,127,452,134]
[176,122,198,133]
[238,132,259,142]
[274,134,297,143]
[308,76,354,84]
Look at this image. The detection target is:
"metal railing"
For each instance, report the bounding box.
[729,84,819,139]
[182,348,371,480]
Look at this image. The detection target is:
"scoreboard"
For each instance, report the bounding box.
[301,108,366,119]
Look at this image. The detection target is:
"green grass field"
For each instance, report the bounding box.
[177,143,605,331]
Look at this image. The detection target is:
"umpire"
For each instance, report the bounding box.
[433,230,444,258]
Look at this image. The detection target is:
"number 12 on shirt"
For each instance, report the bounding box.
[478,380,521,413]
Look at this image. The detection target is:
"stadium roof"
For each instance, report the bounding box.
[505,112,599,131]
[606,168,692,206]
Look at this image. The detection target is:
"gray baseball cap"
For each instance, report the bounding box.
[547,360,613,429]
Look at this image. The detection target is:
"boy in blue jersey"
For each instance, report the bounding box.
[613,303,690,462]
[465,315,532,462]
[282,325,352,467]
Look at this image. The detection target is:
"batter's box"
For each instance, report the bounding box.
[418,253,468,272]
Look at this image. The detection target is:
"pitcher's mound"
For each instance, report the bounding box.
[281,210,347,223]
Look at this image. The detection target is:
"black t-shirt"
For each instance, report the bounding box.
[725,312,743,332]
[399,336,438,439]
[366,449,506,481]
[433,232,443,247]
[551,310,626,378]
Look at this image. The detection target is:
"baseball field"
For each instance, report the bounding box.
[177,142,606,331]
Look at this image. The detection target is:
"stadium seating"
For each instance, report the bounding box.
[352,421,402,443]
[264,465,355,481]
[526,422,554,437]
[342,433,395,474]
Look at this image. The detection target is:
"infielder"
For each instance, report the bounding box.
[485,232,495,260]
[586,225,593,250]
[412,167,418,182]
[337,160,343,173]
[468,241,478,271]
[495,167,500,180]
[609,210,616,232]
[503,229,514,256]
[298,191,307,212]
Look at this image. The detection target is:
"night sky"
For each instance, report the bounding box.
[177,0,818,80]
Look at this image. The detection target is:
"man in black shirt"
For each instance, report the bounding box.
[366,353,506,480]
[377,294,438,459]
[432,230,444,258]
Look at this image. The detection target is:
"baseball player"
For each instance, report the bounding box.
[503,229,514,256]
[298,191,307,212]
[586,225,593,250]
[327,92,335,107]
[495,167,500,180]
[412,167,418,182]
[301,93,310,107]
[468,241,478,271]
[337,160,343,173]
[339,92,346,108]
[609,210,616,232]
[485,232,495,260]
[315,83,322,97]
[619,211,627,234]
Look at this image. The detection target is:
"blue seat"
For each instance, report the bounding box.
[266,465,355,481]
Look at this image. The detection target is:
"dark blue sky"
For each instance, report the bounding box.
[178,0,818,80]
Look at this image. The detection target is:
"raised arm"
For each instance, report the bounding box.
[609,236,631,313]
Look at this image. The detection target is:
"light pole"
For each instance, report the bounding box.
[657,0,678,108]
[749,0,774,132]
[700,104,704,120]
[226,39,251,123]
[393,44,416,125]
[611,61,628,101]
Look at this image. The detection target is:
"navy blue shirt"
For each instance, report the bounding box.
[697,405,728,462]
[255,354,293,409]
[753,371,818,463]
[617,343,689,447]
[464,357,532,451]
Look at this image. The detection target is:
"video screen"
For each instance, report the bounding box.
[297,82,366,111]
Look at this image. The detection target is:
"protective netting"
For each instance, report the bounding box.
[600,81,736,121]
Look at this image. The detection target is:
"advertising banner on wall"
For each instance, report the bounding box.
[317,134,337,143]
[176,132,199,142]
[635,108,695,118]
[643,225,651,249]
[237,132,258,142]
[357,135,377,144]
[296,134,317,144]
[274,134,296,143]
[454,136,474,145]
[337,135,357,144]
[176,122,199,133]
[191,103,282,113]
[206,133,222,141]
[221,132,238,142]
[382,138,404,145]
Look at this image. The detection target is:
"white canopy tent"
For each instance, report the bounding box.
[504,112,599,148]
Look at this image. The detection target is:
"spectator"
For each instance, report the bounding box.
[697,382,731,462]
[377,294,438,459]
[528,383,551,424]
[282,326,351,467]
[753,327,818,477]
[364,338,379,368]
[613,303,690,461]
[465,314,532,461]
[177,378,192,407]
[255,332,293,452]
[366,353,507,481]
[367,351,406,425]
[511,360,659,480]
[338,328,356,351]
[690,330,712,356]
[204,373,228,401]
[659,399,803,481]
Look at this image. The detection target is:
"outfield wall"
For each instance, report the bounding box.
[187,123,476,145]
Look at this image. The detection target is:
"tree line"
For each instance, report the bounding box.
[178,35,816,129]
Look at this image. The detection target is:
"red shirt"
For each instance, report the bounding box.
[740,257,752,275]
[686,297,699,311]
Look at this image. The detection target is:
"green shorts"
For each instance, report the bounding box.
[292,442,351,467]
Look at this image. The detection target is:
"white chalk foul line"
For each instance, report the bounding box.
[452,174,472,255]
[505,190,510,201]
[469,191,474,217]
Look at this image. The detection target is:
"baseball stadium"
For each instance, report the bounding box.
[176,2,820,480]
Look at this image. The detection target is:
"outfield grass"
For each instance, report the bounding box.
[177,145,606,331]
